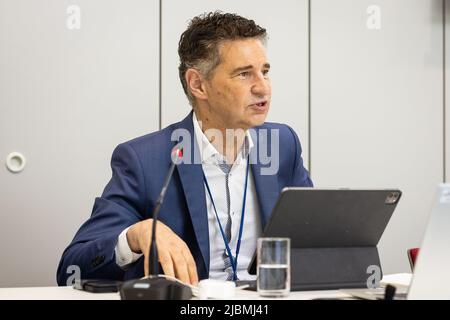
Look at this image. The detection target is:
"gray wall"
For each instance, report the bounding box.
[0,0,448,287]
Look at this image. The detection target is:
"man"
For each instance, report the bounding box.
[57,12,312,286]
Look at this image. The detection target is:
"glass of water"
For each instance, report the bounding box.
[257,237,290,297]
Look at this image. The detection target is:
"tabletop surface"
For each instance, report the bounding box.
[0,273,411,300]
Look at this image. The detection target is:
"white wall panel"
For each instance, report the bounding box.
[311,0,444,273]
[0,0,159,286]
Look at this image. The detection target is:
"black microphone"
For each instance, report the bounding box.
[120,146,193,300]
[149,147,183,276]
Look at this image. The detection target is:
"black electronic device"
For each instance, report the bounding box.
[74,279,122,293]
[248,188,402,291]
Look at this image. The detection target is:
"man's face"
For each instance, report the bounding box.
[203,38,271,130]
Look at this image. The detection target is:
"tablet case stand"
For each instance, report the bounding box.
[289,246,381,290]
[249,246,382,291]
[247,188,401,291]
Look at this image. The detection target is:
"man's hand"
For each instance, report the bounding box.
[126,219,199,285]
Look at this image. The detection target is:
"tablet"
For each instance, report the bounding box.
[247,188,401,290]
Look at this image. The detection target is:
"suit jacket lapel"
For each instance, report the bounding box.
[249,128,280,230]
[174,112,210,274]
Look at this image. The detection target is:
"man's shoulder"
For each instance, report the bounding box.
[128,125,175,146]
[117,120,184,156]
[253,121,298,141]
[114,117,301,156]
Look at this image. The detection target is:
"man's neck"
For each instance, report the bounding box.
[194,109,247,165]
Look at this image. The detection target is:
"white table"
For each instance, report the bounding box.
[0,274,411,300]
[0,286,353,300]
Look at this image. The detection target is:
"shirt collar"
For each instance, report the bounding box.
[192,112,254,164]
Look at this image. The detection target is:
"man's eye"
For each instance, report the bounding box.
[262,70,270,77]
[238,72,250,79]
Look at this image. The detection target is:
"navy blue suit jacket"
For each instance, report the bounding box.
[56,112,313,285]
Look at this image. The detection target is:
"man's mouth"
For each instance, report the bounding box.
[249,101,268,109]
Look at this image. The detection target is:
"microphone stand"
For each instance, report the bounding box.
[120,148,193,300]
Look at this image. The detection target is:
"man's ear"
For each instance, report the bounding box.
[185,69,208,101]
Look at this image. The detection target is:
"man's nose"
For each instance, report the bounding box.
[251,75,271,96]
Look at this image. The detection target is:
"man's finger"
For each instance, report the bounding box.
[159,250,175,278]
[144,253,149,277]
[182,247,198,285]
[172,251,190,284]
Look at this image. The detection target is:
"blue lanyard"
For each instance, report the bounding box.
[202,155,250,281]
